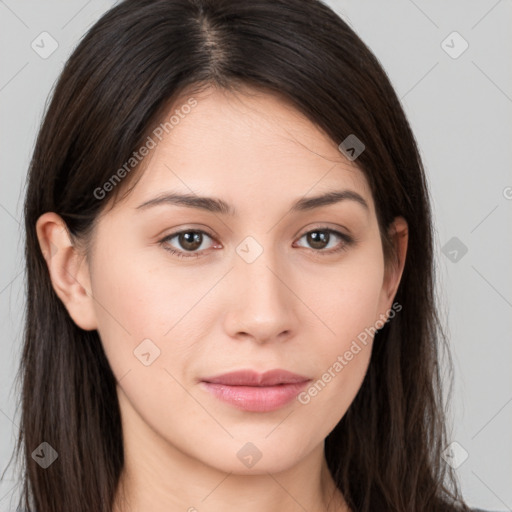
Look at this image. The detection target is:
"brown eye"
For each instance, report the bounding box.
[160,230,216,258]
[305,230,331,250]
[295,228,353,254]
[176,231,203,251]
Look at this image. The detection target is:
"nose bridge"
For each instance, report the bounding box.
[224,234,295,341]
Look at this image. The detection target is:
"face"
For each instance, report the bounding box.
[39,85,407,477]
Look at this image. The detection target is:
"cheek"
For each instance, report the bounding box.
[88,246,207,380]
[296,245,384,416]
[310,243,385,352]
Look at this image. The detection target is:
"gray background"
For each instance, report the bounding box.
[1,1,511,510]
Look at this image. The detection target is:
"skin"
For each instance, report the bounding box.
[37,85,408,512]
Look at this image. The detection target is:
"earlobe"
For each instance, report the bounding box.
[36,212,98,331]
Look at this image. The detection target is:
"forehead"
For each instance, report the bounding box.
[113,85,373,215]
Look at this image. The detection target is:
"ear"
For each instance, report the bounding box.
[376,216,408,320]
[36,212,98,331]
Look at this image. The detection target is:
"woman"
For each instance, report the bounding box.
[6,0,495,510]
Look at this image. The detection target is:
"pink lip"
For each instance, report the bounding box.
[200,369,311,412]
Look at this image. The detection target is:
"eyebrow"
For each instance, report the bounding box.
[135,189,369,215]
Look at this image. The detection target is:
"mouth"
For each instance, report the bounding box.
[200,369,312,412]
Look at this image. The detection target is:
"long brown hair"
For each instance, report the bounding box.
[5,0,471,510]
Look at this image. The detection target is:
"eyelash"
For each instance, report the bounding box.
[159,227,355,259]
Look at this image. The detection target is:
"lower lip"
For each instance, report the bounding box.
[200,381,310,412]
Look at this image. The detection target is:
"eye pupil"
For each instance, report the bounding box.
[179,231,202,251]
[308,231,329,249]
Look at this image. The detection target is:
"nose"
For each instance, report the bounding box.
[222,243,298,344]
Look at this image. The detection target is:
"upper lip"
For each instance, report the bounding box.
[201,369,311,386]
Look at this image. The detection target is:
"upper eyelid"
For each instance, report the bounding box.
[161,228,216,243]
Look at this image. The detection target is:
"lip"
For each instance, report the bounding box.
[200,369,312,412]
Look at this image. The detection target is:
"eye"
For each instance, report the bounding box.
[159,226,355,259]
[159,229,217,258]
[294,227,354,255]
